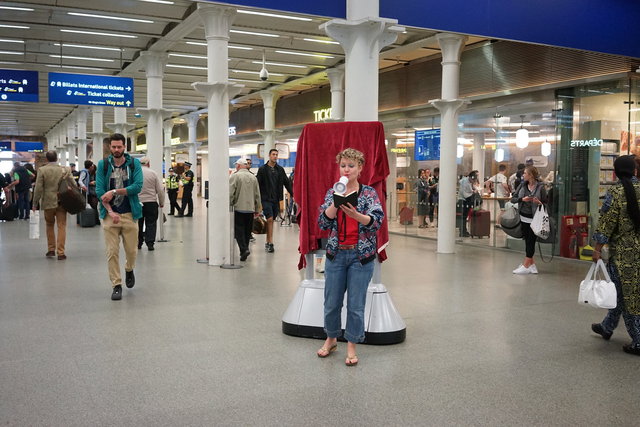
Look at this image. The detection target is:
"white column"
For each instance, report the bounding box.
[326,67,345,120]
[129,131,139,153]
[257,90,281,155]
[137,51,169,181]
[386,137,398,220]
[321,3,403,121]
[429,33,469,254]
[64,116,77,166]
[73,107,90,168]
[473,133,485,184]
[192,3,243,266]
[87,106,109,161]
[185,113,201,174]
[105,107,134,158]
[163,119,175,174]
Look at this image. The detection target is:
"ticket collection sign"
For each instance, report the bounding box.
[48,72,134,107]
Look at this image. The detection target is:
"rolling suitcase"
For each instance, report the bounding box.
[469,209,490,238]
[0,203,16,221]
[79,207,98,227]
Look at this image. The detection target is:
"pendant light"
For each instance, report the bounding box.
[515,115,529,148]
[495,147,504,162]
[541,139,551,156]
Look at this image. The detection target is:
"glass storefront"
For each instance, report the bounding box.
[388,74,640,259]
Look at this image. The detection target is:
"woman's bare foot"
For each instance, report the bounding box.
[317,337,338,357]
[345,341,358,366]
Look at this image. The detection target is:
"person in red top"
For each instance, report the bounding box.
[316,148,384,366]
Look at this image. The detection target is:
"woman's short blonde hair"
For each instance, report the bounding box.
[525,165,540,181]
[336,148,365,166]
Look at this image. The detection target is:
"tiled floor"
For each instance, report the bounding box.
[1,203,638,426]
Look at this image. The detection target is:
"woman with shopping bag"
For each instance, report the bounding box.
[510,165,547,274]
[590,155,640,356]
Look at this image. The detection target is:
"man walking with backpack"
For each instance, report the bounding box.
[96,133,143,301]
[32,151,70,260]
[8,162,34,220]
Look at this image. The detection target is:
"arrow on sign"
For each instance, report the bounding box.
[126,86,131,91]
[126,100,131,106]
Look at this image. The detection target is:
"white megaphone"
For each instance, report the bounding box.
[333,176,348,195]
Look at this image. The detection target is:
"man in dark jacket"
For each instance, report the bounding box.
[8,162,34,220]
[256,149,293,253]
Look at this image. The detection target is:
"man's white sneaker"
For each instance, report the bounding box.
[529,264,538,274]
[513,264,531,274]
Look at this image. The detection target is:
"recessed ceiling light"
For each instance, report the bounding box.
[49,55,114,62]
[185,41,207,46]
[185,41,253,51]
[251,61,307,69]
[60,29,138,39]
[237,10,311,21]
[167,64,207,70]
[0,51,24,55]
[54,43,122,52]
[230,30,279,38]
[0,6,34,11]
[0,39,24,44]
[46,65,105,71]
[275,50,334,59]
[67,12,154,24]
[169,53,207,59]
[303,38,339,45]
[0,24,30,29]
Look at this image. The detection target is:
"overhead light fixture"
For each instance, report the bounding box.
[275,50,334,59]
[49,54,114,62]
[0,51,24,55]
[237,10,311,21]
[138,0,174,4]
[495,148,505,162]
[231,69,283,77]
[229,78,262,84]
[67,12,154,23]
[251,61,307,69]
[0,6,34,11]
[0,24,30,29]
[185,41,253,51]
[303,38,339,45]
[54,43,123,52]
[60,29,138,39]
[167,64,207,70]
[515,115,529,148]
[169,53,207,59]
[46,64,105,71]
[0,39,24,44]
[541,140,551,157]
[230,30,279,38]
[457,144,464,158]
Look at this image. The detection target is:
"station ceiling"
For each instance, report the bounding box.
[0,0,488,138]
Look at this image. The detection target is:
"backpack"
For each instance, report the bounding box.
[14,167,31,192]
[57,170,85,214]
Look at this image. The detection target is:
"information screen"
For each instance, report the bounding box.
[14,141,44,153]
[0,69,39,103]
[414,129,441,161]
[0,141,12,151]
[48,72,134,107]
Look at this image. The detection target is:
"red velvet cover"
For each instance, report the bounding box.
[294,121,389,269]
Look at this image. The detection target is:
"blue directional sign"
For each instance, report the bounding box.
[415,129,441,161]
[0,69,39,103]
[48,72,134,107]
[0,141,12,151]
[15,141,44,153]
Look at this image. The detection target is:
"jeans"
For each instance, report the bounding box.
[138,202,159,246]
[323,249,374,343]
[16,190,30,219]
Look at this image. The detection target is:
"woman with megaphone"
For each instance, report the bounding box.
[315,148,384,366]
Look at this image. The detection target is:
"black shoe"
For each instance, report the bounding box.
[184,214,193,217]
[591,323,612,340]
[176,214,184,218]
[240,250,250,261]
[137,244,142,250]
[46,251,55,258]
[267,243,274,253]
[622,344,640,356]
[147,243,154,251]
[125,270,135,289]
[111,285,122,301]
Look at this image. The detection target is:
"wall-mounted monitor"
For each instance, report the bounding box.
[415,129,440,161]
[14,141,44,153]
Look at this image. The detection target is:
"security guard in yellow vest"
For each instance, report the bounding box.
[165,168,181,215]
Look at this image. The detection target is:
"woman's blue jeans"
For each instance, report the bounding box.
[323,249,374,343]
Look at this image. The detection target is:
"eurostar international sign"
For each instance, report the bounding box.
[48,72,134,107]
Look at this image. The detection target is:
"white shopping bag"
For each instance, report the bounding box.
[29,211,40,240]
[530,204,550,239]
[578,259,617,309]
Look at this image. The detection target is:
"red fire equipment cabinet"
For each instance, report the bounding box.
[560,215,589,259]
